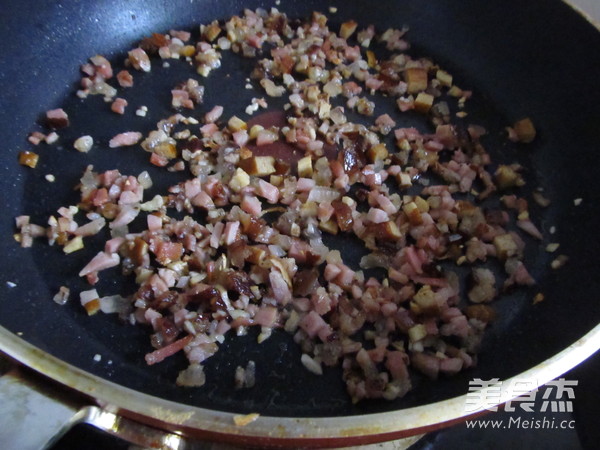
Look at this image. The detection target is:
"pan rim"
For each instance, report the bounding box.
[1,0,600,445]
[0,323,598,445]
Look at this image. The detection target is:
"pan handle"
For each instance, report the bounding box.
[42,406,187,450]
[0,354,188,450]
[0,361,79,450]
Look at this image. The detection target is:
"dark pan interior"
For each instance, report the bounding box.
[0,0,599,417]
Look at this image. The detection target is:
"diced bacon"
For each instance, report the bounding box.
[311,289,333,315]
[187,342,219,364]
[144,308,162,328]
[516,219,543,240]
[405,246,423,274]
[110,205,140,228]
[28,131,46,145]
[148,274,169,295]
[424,139,444,152]
[257,179,280,203]
[365,77,384,90]
[324,263,342,281]
[200,123,219,137]
[397,96,414,112]
[337,264,355,285]
[385,351,409,381]
[375,114,396,134]
[74,217,106,236]
[300,311,332,341]
[342,81,362,97]
[145,335,193,365]
[395,127,422,141]
[153,241,183,266]
[184,178,202,199]
[205,105,224,123]
[241,195,262,216]
[411,352,440,379]
[90,55,113,79]
[91,188,108,206]
[253,306,278,327]
[117,70,134,87]
[99,170,119,186]
[150,153,169,167]
[147,214,162,232]
[109,132,142,148]
[297,178,316,192]
[158,268,176,287]
[440,315,470,338]
[504,259,535,287]
[224,221,240,245]
[215,320,232,336]
[172,89,193,109]
[173,309,189,327]
[79,251,120,277]
[46,108,70,129]
[111,97,128,114]
[256,129,278,146]
[210,222,225,248]
[246,33,264,49]
[269,269,291,305]
[233,130,249,147]
[119,190,142,204]
[191,191,215,210]
[128,47,151,72]
[317,202,335,222]
[439,357,464,375]
[374,193,397,215]
[104,237,125,254]
[293,297,312,312]
[366,208,389,224]
[411,276,448,287]
[170,29,191,42]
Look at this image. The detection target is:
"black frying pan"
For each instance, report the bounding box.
[1,0,599,445]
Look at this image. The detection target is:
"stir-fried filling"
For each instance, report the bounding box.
[15,9,558,403]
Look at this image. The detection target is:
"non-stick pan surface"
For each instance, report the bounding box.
[0,0,599,420]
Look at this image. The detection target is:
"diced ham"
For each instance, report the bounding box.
[300,311,332,341]
[253,306,278,327]
[128,47,151,72]
[46,108,70,129]
[200,123,218,137]
[74,217,106,236]
[257,179,280,203]
[233,130,249,147]
[79,251,120,277]
[411,352,440,379]
[297,178,316,192]
[111,97,128,114]
[516,219,543,240]
[224,221,240,245]
[117,70,134,87]
[366,208,389,224]
[104,237,125,254]
[110,205,140,228]
[440,357,464,375]
[205,105,224,123]
[269,269,291,305]
[241,195,262,216]
[147,214,162,231]
[109,132,142,148]
[191,191,215,210]
[145,335,193,365]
